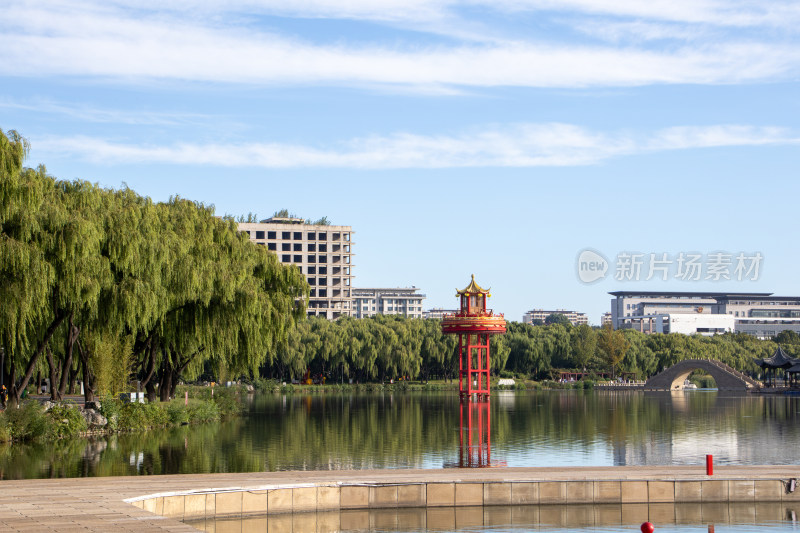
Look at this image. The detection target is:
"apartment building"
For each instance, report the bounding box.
[523,309,589,326]
[352,287,425,319]
[601,312,612,327]
[238,217,354,319]
[610,291,800,338]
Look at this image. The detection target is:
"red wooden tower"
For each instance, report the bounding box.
[442,275,507,400]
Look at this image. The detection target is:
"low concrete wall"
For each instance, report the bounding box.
[127,478,800,521]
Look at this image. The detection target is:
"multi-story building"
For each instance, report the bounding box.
[601,312,613,327]
[610,291,800,338]
[523,309,589,326]
[352,287,425,319]
[238,217,354,319]
[423,308,459,320]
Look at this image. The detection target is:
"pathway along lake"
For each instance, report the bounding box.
[1,390,799,478]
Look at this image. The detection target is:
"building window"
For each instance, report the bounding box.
[294,243,302,251]
[345,256,350,264]
[308,243,316,252]
[307,255,316,263]
[268,231,276,239]
[282,231,290,239]
[255,230,265,239]
[319,255,327,263]
[307,232,316,240]
[345,233,350,241]
[310,289,316,297]
[282,243,290,251]
[333,232,340,240]
[345,279,350,286]
[319,267,327,275]
[293,255,302,262]
[319,232,327,240]
[344,267,350,275]
[319,289,327,297]
[319,243,327,252]
[294,232,302,240]
[344,245,350,252]
[281,254,290,262]
[308,266,316,274]
[267,243,276,251]
[319,278,327,286]
[309,278,316,285]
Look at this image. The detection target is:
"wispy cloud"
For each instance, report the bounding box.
[1,1,798,89]
[32,124,800,170]
[0,98,214,126]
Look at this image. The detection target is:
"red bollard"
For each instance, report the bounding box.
[706,454,713,476]
[641,522,655,533]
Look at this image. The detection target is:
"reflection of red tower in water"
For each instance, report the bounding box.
[459,399,492,467]
[442,275,506,467]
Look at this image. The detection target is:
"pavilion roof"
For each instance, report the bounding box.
[753,346,798,369]
[456,274,491,296]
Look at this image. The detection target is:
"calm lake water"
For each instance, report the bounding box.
[1,390,799,479]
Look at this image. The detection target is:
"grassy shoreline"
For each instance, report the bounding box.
[0,386,244,444]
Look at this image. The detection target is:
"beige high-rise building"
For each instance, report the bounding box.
[238,217,354,319]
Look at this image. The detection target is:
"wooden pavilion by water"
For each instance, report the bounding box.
[753,346,800,387]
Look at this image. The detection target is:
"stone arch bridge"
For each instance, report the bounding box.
[643,359,762,391]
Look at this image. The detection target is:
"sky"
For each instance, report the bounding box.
[2,0,800,324]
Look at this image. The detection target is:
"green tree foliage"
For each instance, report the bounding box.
[570,324,597,369]
[597,323,630,377]
[0,130,308,406]
[545,313,570,326]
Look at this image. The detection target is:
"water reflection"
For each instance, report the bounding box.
[1,391,800,479]
[184,502,799,532]
[450,399,492,468]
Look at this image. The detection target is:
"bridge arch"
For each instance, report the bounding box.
[643,359,761,391]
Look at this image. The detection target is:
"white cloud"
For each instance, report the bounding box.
[0,98,214,126]
[31,124,800,170]
[1,1,799,89]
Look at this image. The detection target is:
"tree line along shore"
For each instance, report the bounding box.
[3,127,797,442]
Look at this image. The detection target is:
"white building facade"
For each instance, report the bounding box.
[610,291,800,338]
[523,309,589,326]
[352,288,425,319]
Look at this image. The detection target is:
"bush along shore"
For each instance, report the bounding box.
[0,386,244,444]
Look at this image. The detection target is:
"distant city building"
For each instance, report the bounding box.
[601,312,613,327]
[523,309,588,326]
[610,291,800,339]
[424,308,458,320]
[352,287,425,319]
[238,217,354,319]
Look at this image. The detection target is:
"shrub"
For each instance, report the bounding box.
[5,401,52,441]
[0,412,10,443]
[188,400,220,423]
[98,396,122,431]
[253,378,280,393]
[46,403,88,438]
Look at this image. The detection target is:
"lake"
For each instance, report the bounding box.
[1,390,799,479]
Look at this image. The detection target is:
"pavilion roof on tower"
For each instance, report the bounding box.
[456,274,491,297]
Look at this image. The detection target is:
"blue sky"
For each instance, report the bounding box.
[3,0,800,323]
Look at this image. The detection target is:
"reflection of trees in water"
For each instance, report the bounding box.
[1,392,799,478]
